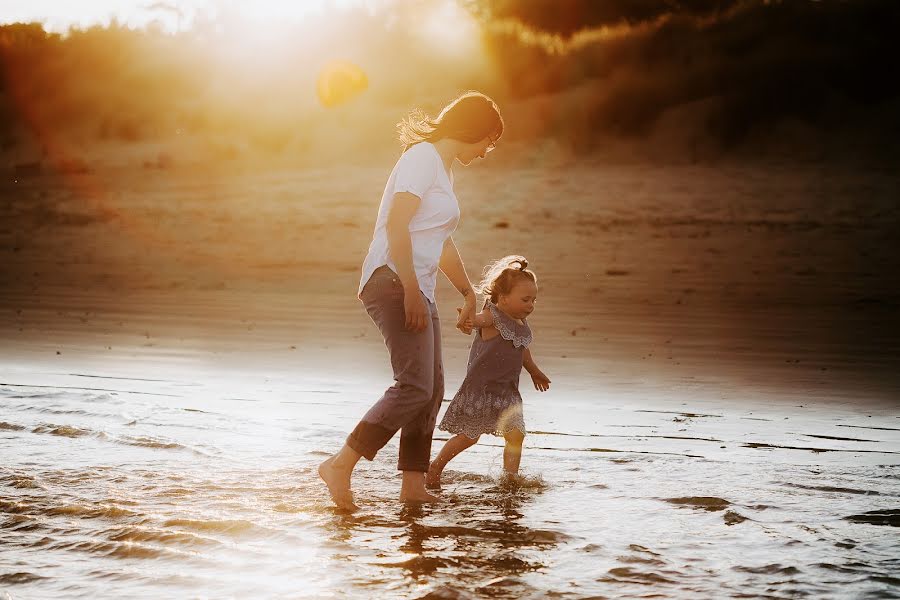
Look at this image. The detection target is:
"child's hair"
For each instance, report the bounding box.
[397,91,504,153]
[475,255,537,304]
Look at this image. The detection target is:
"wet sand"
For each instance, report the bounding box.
[1,161,899,598]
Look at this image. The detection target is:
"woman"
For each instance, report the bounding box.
[319,91,504,509]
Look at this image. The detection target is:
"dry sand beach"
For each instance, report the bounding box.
[2,158,899,598]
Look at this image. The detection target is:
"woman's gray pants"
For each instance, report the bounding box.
[347,266,444,472]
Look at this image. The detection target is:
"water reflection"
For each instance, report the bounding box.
[320,474,560,598]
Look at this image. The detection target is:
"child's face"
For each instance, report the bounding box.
[497,280,538,320]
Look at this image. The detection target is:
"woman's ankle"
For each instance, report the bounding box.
[333,445,362,470]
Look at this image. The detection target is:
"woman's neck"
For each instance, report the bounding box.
[430,138,459,173]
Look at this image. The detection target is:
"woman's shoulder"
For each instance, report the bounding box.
[394,143,440,175]
[400,141,438,163]
[390,142,441,196]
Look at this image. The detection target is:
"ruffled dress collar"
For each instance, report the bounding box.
[484,300,532,348]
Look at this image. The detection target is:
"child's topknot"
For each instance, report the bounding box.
[475,255,537,303]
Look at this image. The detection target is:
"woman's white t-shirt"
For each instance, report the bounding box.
[358,142,459,303]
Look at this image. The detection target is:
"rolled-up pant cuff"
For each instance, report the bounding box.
[397,433,432,472]
[346,420,395,461]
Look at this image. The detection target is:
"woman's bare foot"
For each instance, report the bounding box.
[400,471,441,503]
[399,488,442,503]
[318,454,358,511]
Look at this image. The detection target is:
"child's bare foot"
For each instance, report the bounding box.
[499,471,523,489]
[318,455,358,511]
[425,463,442,489]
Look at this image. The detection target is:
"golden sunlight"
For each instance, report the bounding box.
[0,0,374,32]
[420,0,480,54]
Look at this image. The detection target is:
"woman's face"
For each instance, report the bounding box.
[457,132,498,166]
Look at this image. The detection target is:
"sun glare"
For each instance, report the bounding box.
[421,1,479,54]
[0,0,376,33]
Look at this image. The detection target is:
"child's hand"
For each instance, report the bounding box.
[530,369,551,391]
[456,307,474,335]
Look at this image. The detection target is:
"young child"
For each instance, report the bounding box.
[426,255,550,488]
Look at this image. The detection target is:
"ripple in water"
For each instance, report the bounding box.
[2,378,899,599]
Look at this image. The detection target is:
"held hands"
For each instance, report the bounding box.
[404,288,429,332]
[456,299,475,335]
[529,369,551,392]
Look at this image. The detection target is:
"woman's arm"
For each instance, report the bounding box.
[439,236,476,333]
[387,192,428,332]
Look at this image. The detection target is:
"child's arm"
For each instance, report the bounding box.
[523,347,551,391]
[471,309,494,329]
[455,307,493,331]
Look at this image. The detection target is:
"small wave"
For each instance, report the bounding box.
[815,562,866,574]
[744,442,900,454]
[412,523,572,545]
[1,515,45,533]
[162,518,262,536]
[805,433,879,442]
[373,555,452,571]
[665,496,731,512]
[0,472,41,489]
[156,487,195,497]
[844,509,900,527]
[55,539,173,560]
[627,544,660,555]
[272,502,306,513]
[784,483,882,496]
[30,406,104,417]
[105,526,221,548]
[601,566,676,585]
[120,436,185,450]
[618,553,665,566]
[0,499,30,515]
[0,572,46,584]
[837,424,900,432]
[32,423,92,437]
[733,564,801,575]
[46,504,137,520]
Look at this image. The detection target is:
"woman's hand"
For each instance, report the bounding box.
[529,369,551,392]
[404,288,429,332]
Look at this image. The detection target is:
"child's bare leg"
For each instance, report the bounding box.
[503,430,525,476]
[318,444,362,510]
[426,434,479,488]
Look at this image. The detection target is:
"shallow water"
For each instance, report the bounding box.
[1,364,899,599]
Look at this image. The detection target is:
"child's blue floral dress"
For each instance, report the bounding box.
[438,300,532,439]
